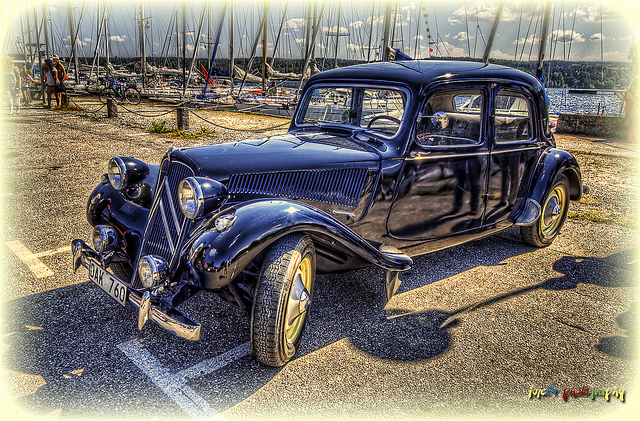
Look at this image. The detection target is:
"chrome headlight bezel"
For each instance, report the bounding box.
[92,225,118,253]
[107,156,150,192]
[178,177,205,219]
[178,176,229,220]
[107,157,127,190]
[137,255,169,289]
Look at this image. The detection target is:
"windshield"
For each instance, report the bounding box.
[298,86,407,138]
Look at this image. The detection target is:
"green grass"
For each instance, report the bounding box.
[567,211,612,223]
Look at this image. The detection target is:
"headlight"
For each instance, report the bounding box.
[108,157,127,190]
[138,255,169,289]
[107,156,150,191]
[178,178,203,219]
[178,177,229,219]
[92,225,118,253]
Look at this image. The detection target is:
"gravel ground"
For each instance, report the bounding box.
[0,97,638,421]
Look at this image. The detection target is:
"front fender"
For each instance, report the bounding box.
[511,148,582,225]
[188,199,412,290]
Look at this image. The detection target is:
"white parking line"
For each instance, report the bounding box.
[34,246,69,258]
[4,241,55,278]
[117,340,250,419]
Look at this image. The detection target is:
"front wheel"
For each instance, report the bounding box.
[521,175,570,247]
[124,87,141,105]
[250,234,316,367]
[98,87,116,104]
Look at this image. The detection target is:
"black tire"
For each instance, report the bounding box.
[98,87,116,104]
[521,175,570,247]
[124,87,141,105]
[250,234,316,367]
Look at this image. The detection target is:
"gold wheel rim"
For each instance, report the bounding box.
[541,185,566,238]
[285,256,312,345]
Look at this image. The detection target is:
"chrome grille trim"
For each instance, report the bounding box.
[132,160,194,288]
[227,168,368,208]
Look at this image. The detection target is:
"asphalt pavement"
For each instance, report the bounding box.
[0,104,637,421]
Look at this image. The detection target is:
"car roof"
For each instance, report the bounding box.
[307,60,544,94]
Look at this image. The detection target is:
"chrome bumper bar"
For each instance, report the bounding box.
[71,239,201,341]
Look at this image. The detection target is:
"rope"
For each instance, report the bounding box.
[118,102,182,118]
[66,95,106,114]
[188,108,291,132]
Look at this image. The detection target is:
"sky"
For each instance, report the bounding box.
[1,0,639,64]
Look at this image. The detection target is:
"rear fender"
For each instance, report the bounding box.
[510,148,582,225]
[188,199,412,290]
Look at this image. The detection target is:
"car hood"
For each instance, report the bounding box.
[171,132,382,223]
[173,132,381,178]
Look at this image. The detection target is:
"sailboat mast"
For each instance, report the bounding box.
[536,0,552,79]
[33,1,44,103]
[333,1,341,68]
[262,0,267,93]
[104,0,110,75]
[42,0,51,59]
[139,0,147,89]
[270,0,289,68]
[229,0,234,87]
[381,0,392,61]
[367,1,374,62]
[68,0,80,83]
[482,0,505,63]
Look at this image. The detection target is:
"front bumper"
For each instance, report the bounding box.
[71,239,201,341]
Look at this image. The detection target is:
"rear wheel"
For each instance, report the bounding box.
[124,87,141,105]
[521,175,570,247]
[98,87,116,104]
[250,234,316,367]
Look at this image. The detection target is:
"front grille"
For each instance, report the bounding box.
[132,160,194,288]
[227,168,368,208]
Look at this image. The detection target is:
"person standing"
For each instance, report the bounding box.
[42,58,59,109]
[52,55,66,106]
[4,57,20,114]
[20,65,32,106]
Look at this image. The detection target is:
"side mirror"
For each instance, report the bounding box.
[416,111,449,129]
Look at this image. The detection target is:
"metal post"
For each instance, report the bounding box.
[106,98,118,117]
[177,107,189,130]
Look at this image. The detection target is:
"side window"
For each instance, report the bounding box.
[495,91,533,143]
[416,89,483,147]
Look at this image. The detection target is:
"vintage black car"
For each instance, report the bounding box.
[72,60,583,366]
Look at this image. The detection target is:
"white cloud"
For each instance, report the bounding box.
[512,34,541,46]
[83,38,92,43]
[110,35,127,43]
[550,30,585,44]
[589,33,607,42]
[413,35,424,41]
[323,25,349,35]
[449,1,518,25]
[453,31,471,42]
[185,44,207,53]
[429,41,467,58]
[488,49,513,60]
[349,21,364,29]
[284,18,305,30]
[367,15,386,26]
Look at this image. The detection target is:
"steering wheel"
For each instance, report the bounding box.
[367,115,401,129]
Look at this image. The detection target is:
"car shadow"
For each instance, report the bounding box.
[2,238,636,418]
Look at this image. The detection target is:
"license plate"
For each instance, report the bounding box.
[89,260,129,306]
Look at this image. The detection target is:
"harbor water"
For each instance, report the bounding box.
[547,88,626,117]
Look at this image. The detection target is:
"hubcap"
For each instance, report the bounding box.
[285,257,312,345]
[541,185,566,237]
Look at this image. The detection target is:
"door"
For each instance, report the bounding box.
[387,85,489,241]
[485,85,542,226]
